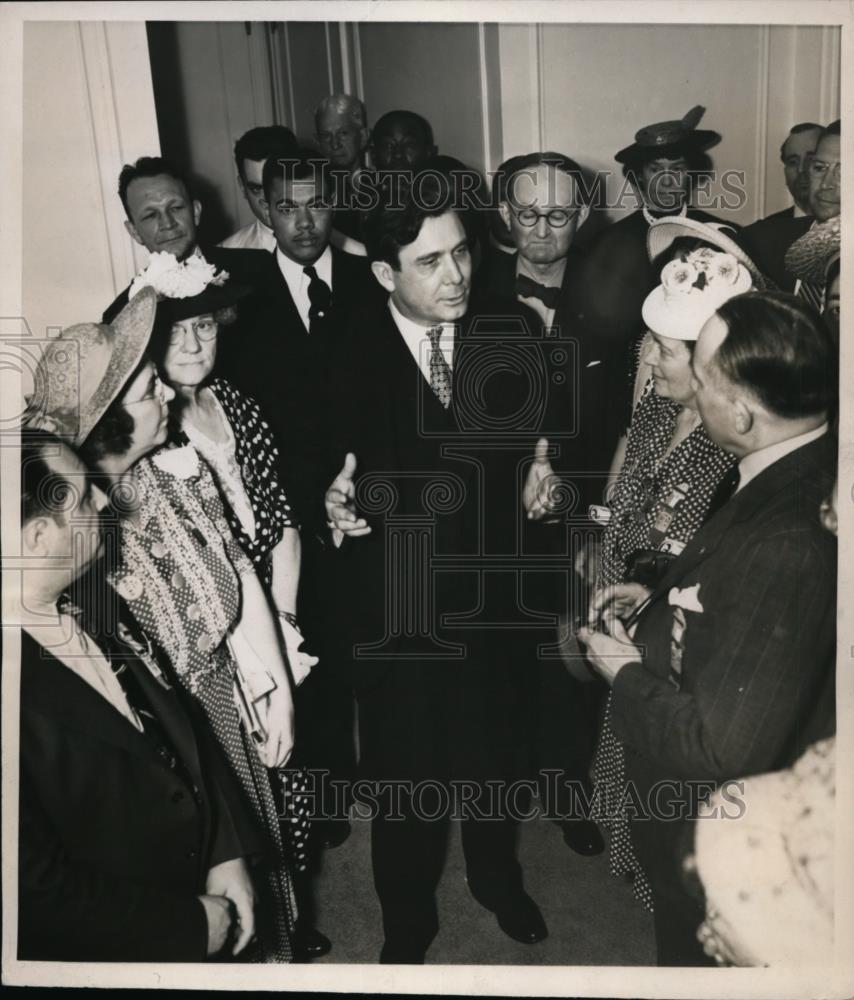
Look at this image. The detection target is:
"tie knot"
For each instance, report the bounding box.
[303,265,318,280]
[427,325,444,347]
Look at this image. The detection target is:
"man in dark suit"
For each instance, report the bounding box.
[102,156,271,323]
[580,291,836,965]
[218,151,378,529]
[324,173,548,963]
[480,151,626,856]
[18,431,259,961]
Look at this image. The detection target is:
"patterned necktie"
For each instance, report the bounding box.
[427,325,452,409]
[303,265,332,334]
[797,278,825,313]
[515,273,561,310]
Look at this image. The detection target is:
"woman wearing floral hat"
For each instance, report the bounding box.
[72,253,300,963]
[584,238,757,913]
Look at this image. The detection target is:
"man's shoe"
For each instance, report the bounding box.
[379,940,427,964]
[560,818,605,856]
[292,922,332,961]
[472,888,548,945]
[317,819,351,849]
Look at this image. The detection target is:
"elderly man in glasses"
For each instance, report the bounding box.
[478,153,626,860]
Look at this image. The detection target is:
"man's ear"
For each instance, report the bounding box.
[124,219,145,247]
[576,202,591,228]
[732,398,754,436]
[22,517,51,558]
[498,200,511,230]
[237,173,247,199]
[358,127,369,152]
[192,200,202,227]
[371,259,396,294]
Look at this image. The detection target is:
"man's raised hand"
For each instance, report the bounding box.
[325,452,372,545]
[523,437,561,522]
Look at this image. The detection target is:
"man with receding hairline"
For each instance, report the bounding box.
[580,290,836,965]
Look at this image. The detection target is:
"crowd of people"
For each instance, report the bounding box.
[16,92,840,968]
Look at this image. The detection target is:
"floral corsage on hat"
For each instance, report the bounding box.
[128,252,250,323]
[642,247,753,341]
[128,252,230,301]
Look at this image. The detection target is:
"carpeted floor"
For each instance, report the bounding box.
[309,810,656,965]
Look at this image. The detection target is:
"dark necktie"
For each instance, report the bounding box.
[427,325,453,409]
[515,273,561,310]
[303,265,332,334]
[703,464,740,523]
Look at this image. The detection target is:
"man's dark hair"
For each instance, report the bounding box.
[22,430,74,525]
[79,395,136,466]
[779,121,823,159]
[818,119,841,143]
[118,156,193,218]
[504,152,591,207]
[362,171,456,268]
[261,150,332,201]
[234,125,299,180]
[371,109,435,147]
[713,291,835,420]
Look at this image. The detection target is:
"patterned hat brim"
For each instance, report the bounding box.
[646,216,769,290]
[78,287,158,445]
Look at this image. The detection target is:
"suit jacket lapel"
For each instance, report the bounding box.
[22,637,157,761]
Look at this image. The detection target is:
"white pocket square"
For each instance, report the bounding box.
[668,583,704,614]
[586,359,602,367]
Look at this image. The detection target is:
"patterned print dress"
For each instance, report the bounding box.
[109,448,295,961]
[592,379,736,911]
[181,379,312,877]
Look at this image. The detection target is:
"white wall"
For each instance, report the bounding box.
[22,22,161,338]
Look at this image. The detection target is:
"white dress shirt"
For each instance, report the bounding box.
[276,245,333,332]
[388,299,455,384]
[219,217,277,252]
[23,615,143,731]
[736,423,828,493]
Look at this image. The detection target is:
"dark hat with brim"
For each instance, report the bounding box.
[155,280,252,325]
[615,105,721,165]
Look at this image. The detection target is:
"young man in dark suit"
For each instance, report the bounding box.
[580,291,836,965]
[17,432,259,961]
[324,173,548,964]
[102,157,271,323]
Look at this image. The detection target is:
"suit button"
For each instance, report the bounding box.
[186,849,198,859]
[172,790,185,804]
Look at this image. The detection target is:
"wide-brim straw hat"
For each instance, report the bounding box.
[615,105,721,164]
[647,215,769,290]
[26,287,157,446]
[784,216,841,285]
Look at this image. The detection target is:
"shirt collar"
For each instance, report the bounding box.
[275,243,333,286]
[737,423,828,492]
[388,298,453,339]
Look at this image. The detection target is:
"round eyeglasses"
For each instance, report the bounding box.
[169,318,218,345]
[512,207,580,228]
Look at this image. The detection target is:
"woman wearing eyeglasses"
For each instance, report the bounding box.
[79,255,300,963]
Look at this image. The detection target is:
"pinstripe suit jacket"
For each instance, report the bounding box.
[611,432,836,795]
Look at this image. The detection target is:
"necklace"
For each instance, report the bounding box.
[643,203,688,227]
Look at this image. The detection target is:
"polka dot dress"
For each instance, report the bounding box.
[193,380,312,879]
[593,378,736,912]
[208,378,297,587]
[109,453,295,961]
